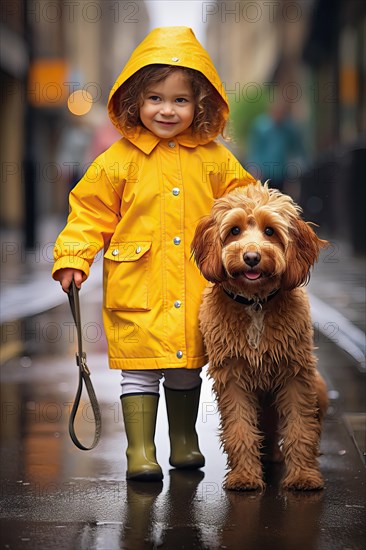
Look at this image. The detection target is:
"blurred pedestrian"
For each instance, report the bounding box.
[247,98,306,192]
[52,27,255,481]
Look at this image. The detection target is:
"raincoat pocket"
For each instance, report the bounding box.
[104,241,152,311]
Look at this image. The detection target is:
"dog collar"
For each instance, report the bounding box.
[222,287,280,311]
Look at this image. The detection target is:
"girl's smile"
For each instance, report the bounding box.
[140,70,195,139]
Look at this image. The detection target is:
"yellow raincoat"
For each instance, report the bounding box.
[53,27,255,370]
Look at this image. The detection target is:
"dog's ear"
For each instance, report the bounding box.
[191,215,227,283]
[283,218,328,290]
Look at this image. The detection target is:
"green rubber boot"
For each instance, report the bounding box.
[164,384,205,469]
[121,394,163,481]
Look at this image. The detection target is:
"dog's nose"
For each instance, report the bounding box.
[244,252,261,267]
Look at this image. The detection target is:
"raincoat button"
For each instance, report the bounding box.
[173,237,181,245]
[135,246,141,254]
[168,141,176,148]
[176,350,183,359]
[174,300,182,308]
[171,57,180,62]
[112,249,119,256]
[172,187,180,196]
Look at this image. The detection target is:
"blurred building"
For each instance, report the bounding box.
[1,0,149,260]
[206,0,313,144]
[302,0,365,254]
[206,0,311,90]
[206,0,365,253]
[0,0,29,251]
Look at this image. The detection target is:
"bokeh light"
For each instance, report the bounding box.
[67,89,93,116]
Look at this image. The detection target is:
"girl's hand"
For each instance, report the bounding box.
[55,268,83,293]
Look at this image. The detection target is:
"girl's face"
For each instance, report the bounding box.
[140,70,195,139]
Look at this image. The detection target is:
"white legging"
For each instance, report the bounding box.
[120,368,202,395]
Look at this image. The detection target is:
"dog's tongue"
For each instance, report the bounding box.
[245,271,261,280]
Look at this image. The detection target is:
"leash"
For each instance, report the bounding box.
[67,280,102,450]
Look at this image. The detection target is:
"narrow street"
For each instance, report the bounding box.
[1,0,365,548]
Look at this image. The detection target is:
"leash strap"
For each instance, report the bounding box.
[67,280,102,450]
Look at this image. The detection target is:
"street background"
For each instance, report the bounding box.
[1,1,365,549]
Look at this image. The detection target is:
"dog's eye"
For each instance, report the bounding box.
[230,226,241,236]
[264,227,274,236]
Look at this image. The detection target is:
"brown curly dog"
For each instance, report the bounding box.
[192,182,329,491]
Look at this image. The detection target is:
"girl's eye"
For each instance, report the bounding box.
[231,226,241,236]
[176,97,188,103]
[149,95,160,101]
[264,227,274,236]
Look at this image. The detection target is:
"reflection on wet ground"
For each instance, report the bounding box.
[1,311,365,549]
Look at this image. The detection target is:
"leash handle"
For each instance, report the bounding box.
[67,280,102,450]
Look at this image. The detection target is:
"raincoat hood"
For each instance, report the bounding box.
[107,26,229,145]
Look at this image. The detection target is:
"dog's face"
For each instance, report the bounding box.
[191,182,327,297]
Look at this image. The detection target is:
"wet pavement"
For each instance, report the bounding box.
[1,237,365,549]
[1,303,365,549]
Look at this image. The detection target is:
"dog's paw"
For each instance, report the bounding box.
[225,471,265,491]
[282,470,324,491]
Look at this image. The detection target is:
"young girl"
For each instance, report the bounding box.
[53,26,255,481]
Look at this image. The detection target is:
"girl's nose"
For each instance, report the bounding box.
[160,102,175,116]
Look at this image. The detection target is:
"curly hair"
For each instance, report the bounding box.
[110,64,228,140]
